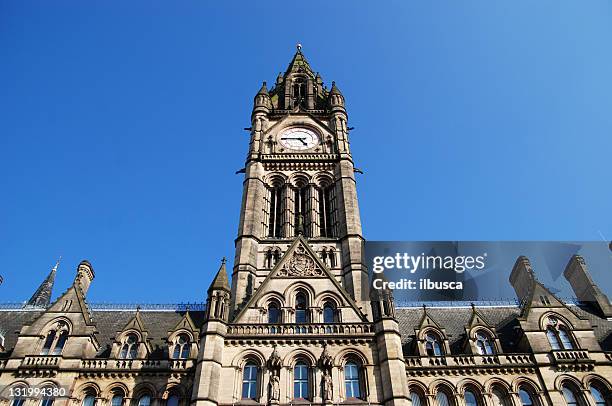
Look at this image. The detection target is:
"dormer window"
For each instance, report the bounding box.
[474,331,495,355]
[40,321,69,355]
[545,316,575,350]
[172,334,190,359]
[119,334,138,359]
[425,332,444,356]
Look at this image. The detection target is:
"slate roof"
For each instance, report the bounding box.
[396,304,612,356]
[0,308,206,359]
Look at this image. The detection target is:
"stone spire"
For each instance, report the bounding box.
[25,258,60,308]
[284,43,315,78]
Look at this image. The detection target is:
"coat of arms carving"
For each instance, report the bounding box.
[276,245,325,277]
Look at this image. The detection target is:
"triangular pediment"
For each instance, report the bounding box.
[467,305,491,329]
[170,311,199,335]
[121,310,148,334]
[417,307,443,331]
[233,236,366,323]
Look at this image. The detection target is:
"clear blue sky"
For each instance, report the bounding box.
[1,1,611,303]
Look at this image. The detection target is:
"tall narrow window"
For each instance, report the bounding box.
[40,330,56,355]
[590,384,607,406]
[294,186,308,236]
[318,185,335,237]
[268,186,283,238]
[518,389,534,406]
[425,332,443,356]
[491,388,509,406]
[558,328,574,349]
[40,398,54,406]
[295,292,308,323]
[475,331,495,355]
[51,330,68,355]
[172,334,190,359]
[464,390,480,406]
[11,397,25,406]
[111,394,124,406]
[242,363,258,399]
[293,362,309,399]
[344,362,361,399]
[562,384,579,406]
[82,395,96,406]
[137,395,151,406]
[435,390,451,406]
[323,302,336,323]
[119,334,138,359]
[409,391,424,406]
[268,302,280,324]
[546,327,562,350]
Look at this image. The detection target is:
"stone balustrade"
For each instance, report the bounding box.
[79,359,194,371]
[551,349,591,362]
[405,353,535,370]
[20,355,61,369]
[226,323,373,336]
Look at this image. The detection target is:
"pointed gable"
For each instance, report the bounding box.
[170,311,199,335]
[233,236,366,323]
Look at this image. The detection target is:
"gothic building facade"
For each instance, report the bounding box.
[0,47,611,406]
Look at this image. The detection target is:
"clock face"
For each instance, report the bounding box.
[278,127,319,151]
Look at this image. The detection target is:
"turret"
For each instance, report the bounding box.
[207,258,231,322]
[253,81,271,113]
[74,259,95,295]
[328,81,346,111]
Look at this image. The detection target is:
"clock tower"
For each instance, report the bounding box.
[232,45,370,317]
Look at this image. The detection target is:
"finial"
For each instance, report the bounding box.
[53,256,62,272]
[221,257,227,265]
[296,43,302,52]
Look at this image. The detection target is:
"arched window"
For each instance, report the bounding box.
[435,389,452,406]
[51,330,68,355]
[558,328,574,350]
[318,185,336,237]
[172,334,190,359]
[82,395,96,406]
[344,362,361,399]
[267,185,283,238]
[323,302,336,323]
[425,332,444,356]
[546,327,562,350]
[590,384,607,406]
[110,391,124,406]
[137,395,151,406]
[546,316,575,350]
[475,331,495,355]
[293,361,309,399]
[268,301,280,324]
[562,384,581,406]
[119,334,138,359]
[40,330,56,355]
[409,390,425,406]
[242,362,258,399]
[294,185,308,236]
[40,398,54,406]
[518,388,535,406]
[464,389,480,406]
[11,399,25,406]
[491,388,510,406]
[295,292,309,323]
[166,395,179,406]
[329,249,336,268]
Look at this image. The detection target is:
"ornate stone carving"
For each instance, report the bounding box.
[276,245,324,277]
